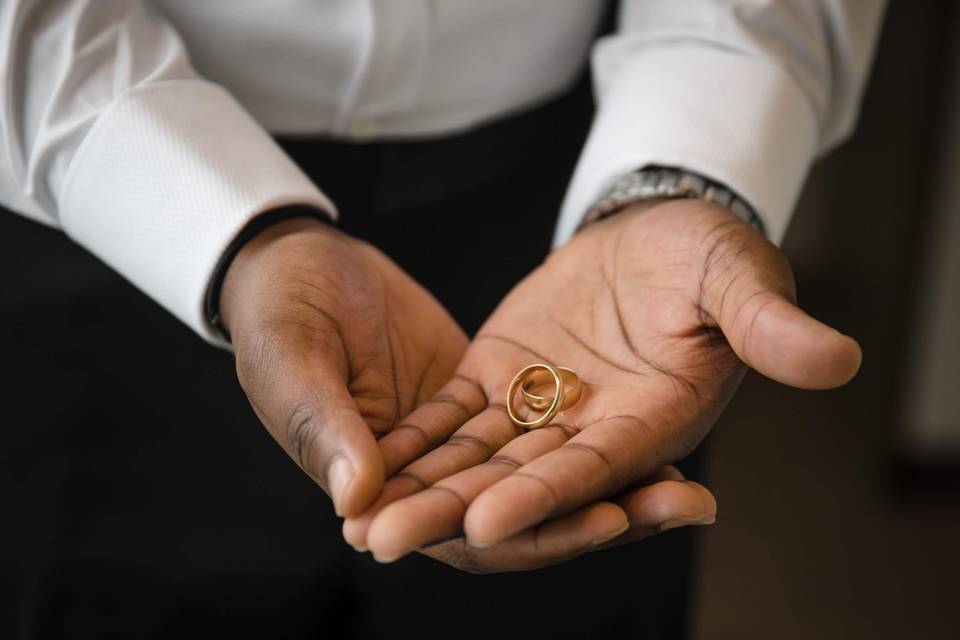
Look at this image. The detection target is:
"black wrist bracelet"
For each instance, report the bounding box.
[204,204,334,342]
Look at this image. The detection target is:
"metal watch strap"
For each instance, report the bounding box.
[581,166,766,236]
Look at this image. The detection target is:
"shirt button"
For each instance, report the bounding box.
[347,116,379,138]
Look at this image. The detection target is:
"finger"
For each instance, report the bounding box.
[367,425,687,563]
[643,465,686,484]
[595,476,717,550]
[464,414,669,547]
[419,469,716,573]
[365,423,576,561]
[236,332,383,518]
[341,474,423,550]
[376,374,487,477]
[343,374,487,547]
[420,501,629,573]
[699,221,861,389]
[347,337,560,550]
[343,404,520,549]
[376,330,552,477]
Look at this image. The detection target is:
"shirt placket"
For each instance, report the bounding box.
[334,0,431,138]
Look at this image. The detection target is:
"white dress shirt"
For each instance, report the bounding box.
[0,0,886,343]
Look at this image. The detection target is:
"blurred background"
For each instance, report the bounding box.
[693,2,960,637]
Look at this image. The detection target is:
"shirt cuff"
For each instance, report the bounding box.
[555,42,819,247]
[58,78,335,344]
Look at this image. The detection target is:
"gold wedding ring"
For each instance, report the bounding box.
[506,363,582,429]
[521,366,582,411]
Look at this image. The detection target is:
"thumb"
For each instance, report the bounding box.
[236,334,384,517]
[699,224,862,390]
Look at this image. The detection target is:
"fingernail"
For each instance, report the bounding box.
[351,544,368,552]
[659,514,716,532]
[373,554,399,564]
[328,457,354,516]
[466,539,495,550]
[591,521,630,547]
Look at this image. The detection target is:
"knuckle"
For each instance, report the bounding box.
[563,441,621,493]
[698,215,797,329]
[451,547,493,575]
[285,401,323,480]
[234,326,285,392]
[446,434,496,460]
[424,540,491,574]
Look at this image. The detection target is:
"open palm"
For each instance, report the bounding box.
[343,200,862,565]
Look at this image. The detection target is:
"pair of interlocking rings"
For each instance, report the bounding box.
[506,363,583,429]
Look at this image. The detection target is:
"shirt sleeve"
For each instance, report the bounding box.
[555,0,888,246]
[0,1,336,343]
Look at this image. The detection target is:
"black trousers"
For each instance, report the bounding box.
[5,78,695,639]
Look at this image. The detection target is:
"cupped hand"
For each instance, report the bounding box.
[344,199,861,561]
[219,217,468,517]
[385,462,716,573]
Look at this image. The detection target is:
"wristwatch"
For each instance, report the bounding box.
[581,165,766,236]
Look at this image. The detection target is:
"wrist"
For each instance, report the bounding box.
[213,210,335,340]
[571,197,755,262]
[579,166,765,237]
